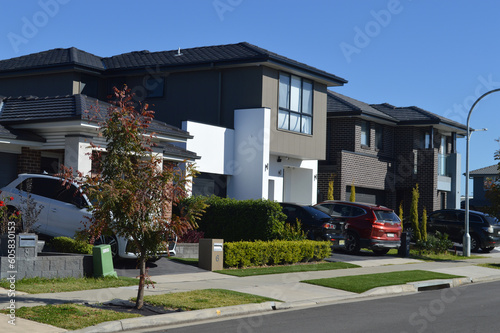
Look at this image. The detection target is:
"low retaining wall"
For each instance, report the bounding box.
[174,243,199,259]
[0,253,93,279]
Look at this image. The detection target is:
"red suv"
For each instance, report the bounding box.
[314,201,401,255]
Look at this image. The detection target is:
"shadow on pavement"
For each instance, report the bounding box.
[114,257,207,278]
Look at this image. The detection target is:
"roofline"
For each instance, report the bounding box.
[0,43,347,87]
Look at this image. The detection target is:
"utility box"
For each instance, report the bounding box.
[198,239,223,271]
[93,244,117,278]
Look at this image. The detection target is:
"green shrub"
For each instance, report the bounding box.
[414,231,453,255]
[50,237,93,255]
[184,196,287,242]
[223,240,331,268]
[281,220,306,241]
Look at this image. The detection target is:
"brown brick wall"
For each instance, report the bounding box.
[18,147,41,174]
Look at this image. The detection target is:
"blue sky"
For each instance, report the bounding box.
[1,0,500,195]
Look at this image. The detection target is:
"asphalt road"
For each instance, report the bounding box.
[130,279,500,333]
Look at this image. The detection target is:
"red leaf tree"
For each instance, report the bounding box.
[77,86,203,309]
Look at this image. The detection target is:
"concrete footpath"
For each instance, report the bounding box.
[3,252,500,333]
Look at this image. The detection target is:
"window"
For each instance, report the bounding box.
[278,73,313,134]
[360,121,369,146]
[17,178,59,199]
[375,124,383,150]
[422,132,431,149]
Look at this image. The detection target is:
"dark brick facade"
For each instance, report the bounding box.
[18,147,41,174]
[319,118,456,219]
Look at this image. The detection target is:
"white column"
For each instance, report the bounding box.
[64,135,93,175]
[229,108,270,200]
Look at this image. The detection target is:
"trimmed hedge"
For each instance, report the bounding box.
[224,240,332,268]
[51,237,93,255]
[187,196,287,242]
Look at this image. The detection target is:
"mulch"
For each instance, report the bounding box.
[84,299,185,316]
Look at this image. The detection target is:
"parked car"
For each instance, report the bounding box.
[0,173,175,259]
[279,203,345,249]
[427,209,500,252]
[314,201,401,255]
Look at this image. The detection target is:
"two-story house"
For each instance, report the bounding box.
[468,164,499,210]
[319,91,467,214]
[0,43,347,204]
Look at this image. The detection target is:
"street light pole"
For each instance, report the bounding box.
[463,88,500,257]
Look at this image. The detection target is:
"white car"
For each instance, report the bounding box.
[1,174,175,259]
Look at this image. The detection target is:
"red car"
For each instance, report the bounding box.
[314,201,401,255]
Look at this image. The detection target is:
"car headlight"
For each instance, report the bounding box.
[483,226,494,234]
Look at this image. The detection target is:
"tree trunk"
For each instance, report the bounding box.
[135,254,146,309]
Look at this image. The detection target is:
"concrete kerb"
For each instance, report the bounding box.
[71,301,278,333]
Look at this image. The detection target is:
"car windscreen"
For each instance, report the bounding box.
[485,215,500,226]
[374,210,400,222]
[303,206,332,219]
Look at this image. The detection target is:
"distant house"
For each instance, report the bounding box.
[318,91,467,214]
[468,164,499,210]
[0,43,347,204]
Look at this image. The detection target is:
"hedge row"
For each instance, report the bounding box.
[50,237,93,255]
[187,196,287,242]
[224,240,332,268]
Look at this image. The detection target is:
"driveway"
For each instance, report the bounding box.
[114,257,207,277]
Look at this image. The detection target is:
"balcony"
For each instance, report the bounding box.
[438,153,450,177]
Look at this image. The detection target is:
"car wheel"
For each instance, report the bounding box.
[95,235,119,259]
[470,235,481,253]
[404,226,415,241]
[345,232,360,254]
[372,248,390,256]
[482,246,495,253]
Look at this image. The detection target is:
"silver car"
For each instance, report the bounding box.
[1,173,175,259]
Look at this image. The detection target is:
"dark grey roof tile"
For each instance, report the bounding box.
[470,164,498,176]
[162,143,199,160]
[0,94,192,140]
[327,91,395,121]
[0,43,346,85]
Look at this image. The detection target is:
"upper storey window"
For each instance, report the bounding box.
[278,73,313,135]
[360,120,370,146]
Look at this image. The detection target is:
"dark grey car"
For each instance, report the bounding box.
[428,209,500,252]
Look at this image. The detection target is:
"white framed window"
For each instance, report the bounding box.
[278,73,313,134]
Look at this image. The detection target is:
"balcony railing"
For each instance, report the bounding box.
[438,153,450,176]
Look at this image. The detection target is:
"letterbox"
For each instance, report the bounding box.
[198,239,224,271]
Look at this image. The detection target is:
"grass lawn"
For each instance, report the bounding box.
[0,304,141,330]
[302,270,463,293]
[0,276,139,294]
[216,261,360,277]
[169,257,199,266]
[385,248,485,261]
[137,289,279,311]
[2,289,278,330]
[477,263,500,270]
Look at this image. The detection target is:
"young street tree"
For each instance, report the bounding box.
[76,86,202,309]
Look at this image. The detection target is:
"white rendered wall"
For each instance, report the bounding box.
[64,136,92,175]
[229,108,270,200]
[182,121,234,175]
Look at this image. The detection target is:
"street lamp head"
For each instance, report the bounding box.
[472,128,488,132]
